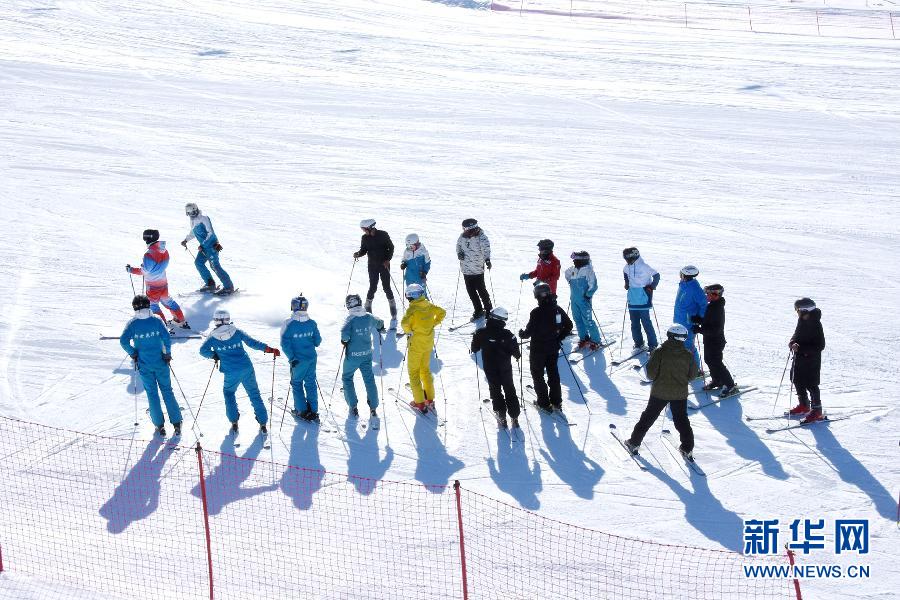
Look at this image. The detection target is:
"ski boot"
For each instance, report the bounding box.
[801,408,824,424]
[788,404,810,417]
[349,406,359,418]
[494,411,508,429]
[587,340,600,351]
[510,417,520,429]
[259,421,268,434]
[409,400,427,414]
[154,425,166,437]
[172,422,182,436]
[622,439,639,455]
[576,339,590,350]
[304,411,320,423]
[200,278,217,292]
[230,421,239,433]
[719,385,738,398]
[370,407,378,418]
[679,445,694,461]
[702,381,722,391]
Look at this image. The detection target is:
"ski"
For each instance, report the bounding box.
[262,429,271,450]
[214,287,240,296]
[610,348,647,367]
[660,431,706,476]
[389,388,444,426]
[765,414,853,433]
[608,424,648,471]
[524,385,574,426]
[229,424,241,448]
[568,340,616,364]
[687,386,758,411]
[448,319,479,332]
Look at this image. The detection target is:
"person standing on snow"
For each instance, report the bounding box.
[400,283,446,413]
[456,218,492,320]
[520,239,561,294]
[280,295,322,422]
[127,229,189,329]
[623,247,660,352]
[518,282,573,413]
[691,284,736,396]
[471,307,522,429]
[401,233,431,294]
[565,250,602,351]
[353,219,397,328]
[181,202,235,294]
[340,294,385,418]
[674,265,706,371]
[788,298,826,424]
[199,309,279,432]
[623,324,698,459]
[119,294,183,436]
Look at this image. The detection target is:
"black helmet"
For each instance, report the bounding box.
[533,281,552,301]
[345,294,362,309]
[571,250,590,267]
[704,283,724,296]
[142,229,160,245]
[623,247,640,262]
[794,297,816,312]
[537,239,554,251]
[462,218,478,230]
[132,294,151,311]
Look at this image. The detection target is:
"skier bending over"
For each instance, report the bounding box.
[472,307,522,429]
[400,283,446,413]
[456,218,492,320]
[280,295,322,422]
[565,250,602,351]
[788,297,826,424]
[353,219,397,327]
[519,282,573,412]
[341,294,384,418]
[622,247,660,352]
[520,239,560,294]
[181,203,234,294]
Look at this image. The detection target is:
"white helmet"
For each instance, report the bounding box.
[488,307,509,322]
[185,202,200,217]
[405,233,419,247]
[405,283,425,300]
[680,265,700,278]
[666,323,689,342]
[359,218,376,230]
[213,309,231,326]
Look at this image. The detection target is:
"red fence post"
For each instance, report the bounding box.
[785,545,803,600]
[453,481,469,600]
[196,443,215,600]
[748,6,753,32]
[0,543,4,572]
[891,12,896,40]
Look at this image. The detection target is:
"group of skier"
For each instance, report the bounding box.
[118,211,826,459]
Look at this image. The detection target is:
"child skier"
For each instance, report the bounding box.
[518,282,573,412]
[400,283,446,413]
[119,294,183,436]
[564,250,602,350]
[353,219,397,327]
[400,233,431,293]
[691,284,736,396]
[181,203,234,294]
[622,247,660,352]
[280,295,322,422]
[341,294,385,417]
[520,239,561,294]
[471,307,522,428]
[788,298,826,424]
[199,309,279,432]
[456,218,492,320]
[674,265,706,370]
[127,229,188,329]
[624,324,698,459]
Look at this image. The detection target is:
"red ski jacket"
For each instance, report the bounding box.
[529,253,561,293]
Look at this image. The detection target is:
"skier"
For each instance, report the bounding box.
[623,247,660,352]
[471,307,522,428]
[280,295,322,422]
[690,284,736,396]
[199,309,279,432]
[564,250,602,350]
[623,324,698,458]
[518,282,573,412]
[400,233,431,293]
[519,239,561,294]
[340,294,385,418]
[456,218,492,320]
[180,203,234,294]
[119,294,183,436]
[399,283,446,413]
[126,229,188,329]
[674,265,706,370]
[788,298,826,424]
[352,219,397,327]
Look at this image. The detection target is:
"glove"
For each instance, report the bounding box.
[213,242,223,252]
[130,351,139,361]
[264,346,281,357]
[519,273,530,281]
[161,353,172,364]
[644,285,654,293]
[457,252,465,260]
[353,251,361,259]
[485,260,492,270]
[789,342,799,351]
[691,325,700,334]
[518,328,529,339]
[180,240,187,248]
[197,245,205,255]
[290,359,298,368]
[584,294,591,300]
[212,352,220,364]
[125,264,132,272]
[420,271,426,280]
[400,260,407,270]
[690,315,703,324]
[382,260,390,270]
[624,283,629,290]
[341,340,349,348]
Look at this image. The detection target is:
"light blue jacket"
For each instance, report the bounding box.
[340,308,384,359]
[119,310,172,368]
[402,245,431,286]
[565,264,598,301]
[183,214,219,250]
[200,324,267,372]
[280,313,322,362]
[674,279,707,327]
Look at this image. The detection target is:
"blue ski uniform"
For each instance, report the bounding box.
[565,263,601,343]
[340,307,384,409]
[280,312,322,414]
[624,258,661,350]
[182,211,234,290]
[199,324,270,425]
[119,310,182,428]
[674,278,707,366]
[401,243,431,289]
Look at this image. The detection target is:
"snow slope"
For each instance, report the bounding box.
[1,0,898,598]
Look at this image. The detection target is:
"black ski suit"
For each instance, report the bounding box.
[355,229,396,315]
[790,308,825,409]
[472,319,522,419]
[692,297,734,388]
[520,298,573,409]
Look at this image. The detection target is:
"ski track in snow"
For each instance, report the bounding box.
[1,0,899,598]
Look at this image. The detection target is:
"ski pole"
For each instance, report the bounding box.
[559,343,591,414]
[695,335,709,399]
[590,306,610,347]
[619,299,628,354]
[771,350,793,416]
[268,354,278,430]
[651,306,661,335]
[329,345,347,402]
[132,360,139,426]
[376,333,390,445]
[450,268,461,325]
[194,360,217,423]
[389,272,407,313]
[169,364,203,437]
[345,258,358,298]
[474,350,483,403]
[487,267,497,307]
[183,245,196,260]
[513,279,524,332]
[279,363,294,433]
[128,273,137,297]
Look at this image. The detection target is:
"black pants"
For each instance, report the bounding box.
[796,385,821,410]
[529,347,561,409]
[366,265,394,301]
[703,342,734,388]
[629,396,694,453]
[485,368,519,419]
[463,273,492,316]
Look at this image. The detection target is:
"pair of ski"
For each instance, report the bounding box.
[686,386,759,411]
[610,347,648,367]
[523,385,574,427]
[388,385,445,426]
[228,422,270,449]
[745,411,858,433]
[178,286,241,298]
[448,317,484,332]
[273,398,335,433]
[479,399,524,442]
[567,339,616,364]
[609,424,705,476]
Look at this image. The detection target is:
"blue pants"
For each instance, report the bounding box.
[195,246,233,289]
[342,354,379,409]
[139,363,182,427]
[291,358,318,413]
[684,332,701,369]
[223,365,268,425]
[629,309,658,349]
[571,298,601,342]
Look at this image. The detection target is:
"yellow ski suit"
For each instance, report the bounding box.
[401,297,446,405]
